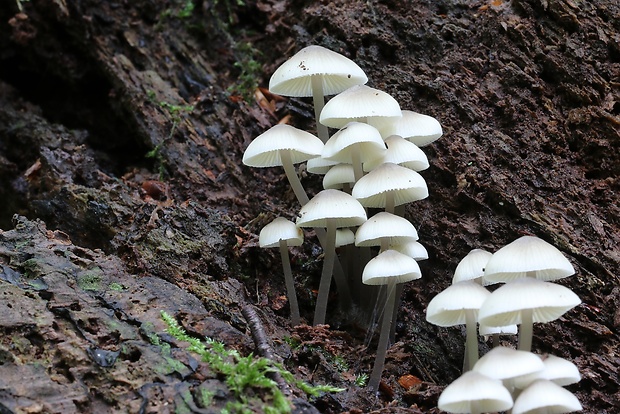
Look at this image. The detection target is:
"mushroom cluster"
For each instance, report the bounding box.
[242,45,442,391]
[429,236,583,413]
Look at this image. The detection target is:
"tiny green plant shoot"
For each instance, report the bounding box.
[161,311,344,413]
[145,91,195,179]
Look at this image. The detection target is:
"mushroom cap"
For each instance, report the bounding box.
[472,346,545,382]
[363,135,430,172]
[355,212,419,247]
[512,379,582,414]
[269,45,368,97]
[323,163,356,190]
[478,278,581,328]
[479,323,518,336]
[484,236,575,283]
[438,371,513,414]
[426,281,491,327]
[352,162,428,208]
[243,124,324,167]
[362,249,422,285]
[322,122,386,164]
[335,228,355,248]
[296,189,367,229]
[514,354,581,389]
[307,156,339,175]
[452,248,493,285]
[390,240,429,261]
[259,217,304,248]
[371,110,443,147]
[320,85,402,128]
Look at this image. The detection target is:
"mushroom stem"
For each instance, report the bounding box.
[388,283,404,344]
[368,278,397,391]
[314,228,352,309]
[518,308,534,351]
[351,145,364,183]
[279,239,301,326]
[465,309,479,371]
[518,271,537,351]
[279,150,310,206]
[311,76,330,143]
[385,191,395,215]
[313,219,337,325]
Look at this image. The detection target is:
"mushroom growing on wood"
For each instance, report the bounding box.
[259,217,303,326]
[243,124,323,206]
[371,109,443,147]
[426,281,491,371]
[296,189,367,325]
[438,370,513,414]
[362,249,421,391]
[269,45,368,142]
[322,121,386,182]
[319,84,402,128]
[352,162,428,214]
[478,277,581,351]
[483,235,575,284]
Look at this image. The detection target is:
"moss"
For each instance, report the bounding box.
[108,282,124,291]
[77,267,104,291]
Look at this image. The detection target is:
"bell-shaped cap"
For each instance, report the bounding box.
[484,236,575,283]
[473,346,545,382]
[320,85,402,128]
[335,228,355,248]
[322,122,386,163]
[514,354,581,389]
[362,249,422,285]
[452,249,493,285]
[259,217,303,248]
[355,212,418,247]
[426,281,491,327]
[371,110,443,147]
[363,135,429,172]
[323,164,356,190]
[478,278,581,328]
[269,45,368,97]
[307,156,339,175]
[243,124,323,167]
[390,240,429,261]
[512,379,582,414]
[352,162,428,208]
[438,371,513,414]
[296,189,367,229]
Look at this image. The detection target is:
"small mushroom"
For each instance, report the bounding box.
[259,217,304,326]
[426,281,491,371]
[362,249,422,391]
[478,277,581,351]
[296,189,367,325]
[243,124,323,206]
[438,371,513,414]
[269,45,368,142]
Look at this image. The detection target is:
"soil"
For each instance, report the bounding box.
[0,0,619,413]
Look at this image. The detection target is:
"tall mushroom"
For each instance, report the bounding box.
[478,277,581,351]
[426,281,491,371]
[296,189,367,325]
[352,162,428,214]
[259,217,304,326]
[243,124,323,206]
[362,249,422,391]
[269,45,368,142]
[322,122,386,182]
[319,84,402,128]
[371,109,443,147]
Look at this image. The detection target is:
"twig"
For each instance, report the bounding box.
[241,304,292,396]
